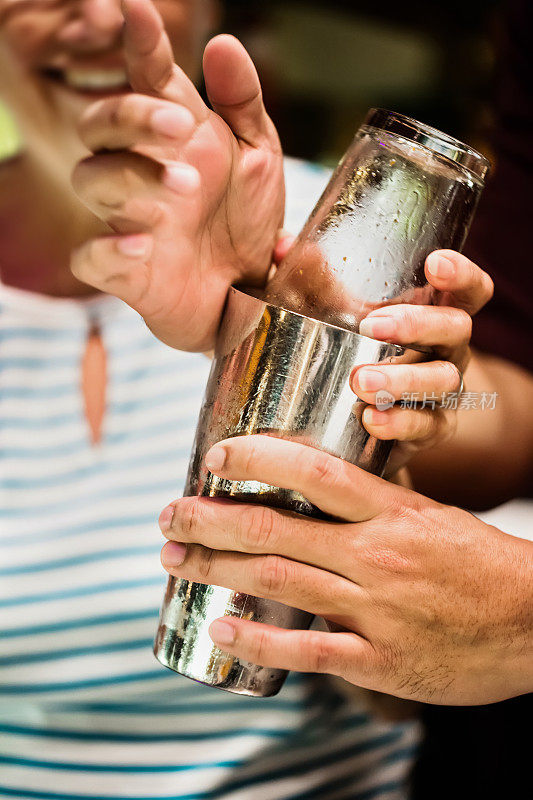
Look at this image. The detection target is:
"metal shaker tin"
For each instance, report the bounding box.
[154,287,427,696]
[154,110,488,697]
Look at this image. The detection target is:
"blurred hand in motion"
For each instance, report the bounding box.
[159,434,533,706]
[71,0,284,352]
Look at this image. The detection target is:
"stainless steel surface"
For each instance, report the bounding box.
[154,287,426,696]
[154,109,488,697]
[265,108,489,332]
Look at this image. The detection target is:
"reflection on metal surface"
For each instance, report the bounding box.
[154,288,426,696]
[154,110,487,697]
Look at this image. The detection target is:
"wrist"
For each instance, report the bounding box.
[492,534,533,700]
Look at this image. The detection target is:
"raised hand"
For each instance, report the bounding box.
[71,0,284,352]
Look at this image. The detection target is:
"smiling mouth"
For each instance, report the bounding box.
[42,67,130,93]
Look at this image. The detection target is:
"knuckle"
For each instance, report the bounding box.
[243,439,261,476]
[108,95,137,129]
[310,636,334,673]
[468,258,484,286]
[195,545,217,582]
[402,364,421,393]
[108,99,122,129]
[177,498,202,539]
[256,555,289,596]
[414,408,439,440]
[121,197,164,228]
[357,518,413,575]
[455,308,472,340]
[306,450,341,488]
[375,637,403,679]
[398,306,420,341]
[152,65,174,96]
[253,627,270,664]
[239,504,276,551]
[387,489,423,524]
[74,239,106,283]
[436,360,462,390]
[389,407,426,440]
[368,543,412,576]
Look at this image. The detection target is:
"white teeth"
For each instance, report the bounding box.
[63,68,128,90]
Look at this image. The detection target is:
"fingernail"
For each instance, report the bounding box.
[427,253,455,279]
[158,504,175,532]
[163,164,200,194]
[116,234,152,258]
[364,408,389,426]
[205,445,226,473]
[359,317,396,340]
[355,368,387,392]
[151,107,194,138]
[162,541,187,567]
[209,619,236,647]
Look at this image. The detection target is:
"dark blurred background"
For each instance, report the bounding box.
[221,0,500,166]
[0,0,503,165]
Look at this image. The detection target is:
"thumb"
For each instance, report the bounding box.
[203,34,275,147]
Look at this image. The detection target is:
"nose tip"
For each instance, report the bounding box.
[58,0,124,51]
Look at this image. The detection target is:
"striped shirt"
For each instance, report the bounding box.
[0,158,419,800]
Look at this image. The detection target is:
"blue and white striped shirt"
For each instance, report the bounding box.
[0,158,419,800]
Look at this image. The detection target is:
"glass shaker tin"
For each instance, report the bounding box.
[265,108,490,332]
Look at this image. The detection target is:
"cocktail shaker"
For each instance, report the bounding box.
[154,109,489,697]
[266,108,489,331]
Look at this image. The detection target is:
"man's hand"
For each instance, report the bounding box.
[354,249,493,473]
[71,0,284,352]
[272,240,494,475]
[158,435,533,706]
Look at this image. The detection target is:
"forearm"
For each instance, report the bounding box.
[410,350,533,509]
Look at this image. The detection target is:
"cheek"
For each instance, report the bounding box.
[2,11,58,68]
